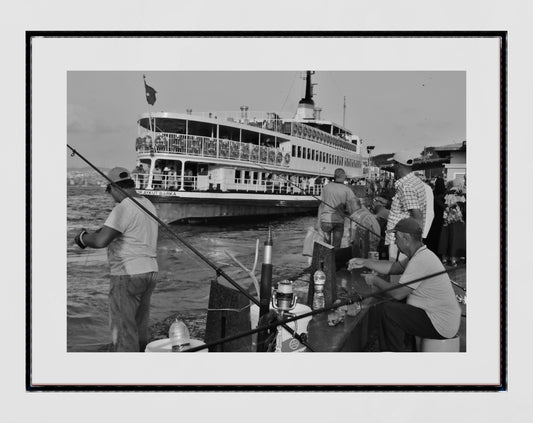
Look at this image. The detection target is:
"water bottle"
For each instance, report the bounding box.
[312,269,326,310]
[168,319,190,352]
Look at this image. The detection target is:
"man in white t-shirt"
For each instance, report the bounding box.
[348,218,460,351]
[74,167,159,352]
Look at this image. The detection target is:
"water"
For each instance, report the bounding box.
[67,186,314,352]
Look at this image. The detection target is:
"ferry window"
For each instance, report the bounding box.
[307,149,311,160]
[302,147,307,159]
[297,146,302,158]
[187,120,216,137]
[292,145,296,157]
[311,150,315,161]
[244,171,250,181]
[235,170,241,182]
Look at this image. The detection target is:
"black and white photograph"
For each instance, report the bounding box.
[66,70,467,357]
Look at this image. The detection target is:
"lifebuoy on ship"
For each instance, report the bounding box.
[284,153,291,165]
[276,152,283,165]
[268,150,276,163]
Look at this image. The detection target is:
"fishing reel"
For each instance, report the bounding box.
[271,279,297,315]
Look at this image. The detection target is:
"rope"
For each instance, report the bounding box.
[67,145,315,352]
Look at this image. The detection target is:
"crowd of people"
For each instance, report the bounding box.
[310,148,465,352]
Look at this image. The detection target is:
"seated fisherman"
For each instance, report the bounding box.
[347,218,461,352]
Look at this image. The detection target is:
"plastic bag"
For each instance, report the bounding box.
[302,226,324,257]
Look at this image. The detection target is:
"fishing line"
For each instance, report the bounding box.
[186,265,464,352]
[67,144,314,351]
[279,72,298,113]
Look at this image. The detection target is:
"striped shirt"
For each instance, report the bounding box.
[385,172,427,245]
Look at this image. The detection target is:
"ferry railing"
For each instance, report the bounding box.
[135,133,289,167]
[133,171,324,196]
[133,173,198,191]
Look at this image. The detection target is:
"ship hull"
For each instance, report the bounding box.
[137,190,320,224]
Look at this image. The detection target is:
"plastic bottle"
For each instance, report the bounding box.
[168,319,190,352]
[312,269,326,310]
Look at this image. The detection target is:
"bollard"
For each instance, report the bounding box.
[205,278,253,352]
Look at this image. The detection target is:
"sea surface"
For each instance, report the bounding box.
[67,186,314,352]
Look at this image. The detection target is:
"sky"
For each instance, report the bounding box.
[67,71,465,169]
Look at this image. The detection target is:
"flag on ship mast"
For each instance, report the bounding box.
[143,74,157,105]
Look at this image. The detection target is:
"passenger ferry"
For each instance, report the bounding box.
[132,71,365,223]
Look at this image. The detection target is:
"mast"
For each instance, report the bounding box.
[343,96,346,128]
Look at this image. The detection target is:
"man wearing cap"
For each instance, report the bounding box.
[317,168,357,248]
[347,218,460,352]
[74,167,159,352]
[386,149,430,261]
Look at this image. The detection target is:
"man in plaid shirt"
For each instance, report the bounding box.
[386,150,427,261]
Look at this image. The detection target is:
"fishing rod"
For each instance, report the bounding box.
[253,160,385,241]
[186,265,464,352]
[67,144,315,351]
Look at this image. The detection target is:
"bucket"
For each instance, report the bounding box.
[145,338,208,352]
[250,303,312,352]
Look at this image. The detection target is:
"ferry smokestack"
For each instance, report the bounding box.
[295,71,316,120]
[300,71,315,106]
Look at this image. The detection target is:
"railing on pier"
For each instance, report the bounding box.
[135,133,291,168]
[132,173,324,195]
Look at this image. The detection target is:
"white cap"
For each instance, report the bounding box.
[387,148,421,166]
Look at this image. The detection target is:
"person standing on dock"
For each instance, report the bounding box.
[385,150,428,261]
[347,218,460,352]
[317,168,357,248]
[73,167,159,352]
